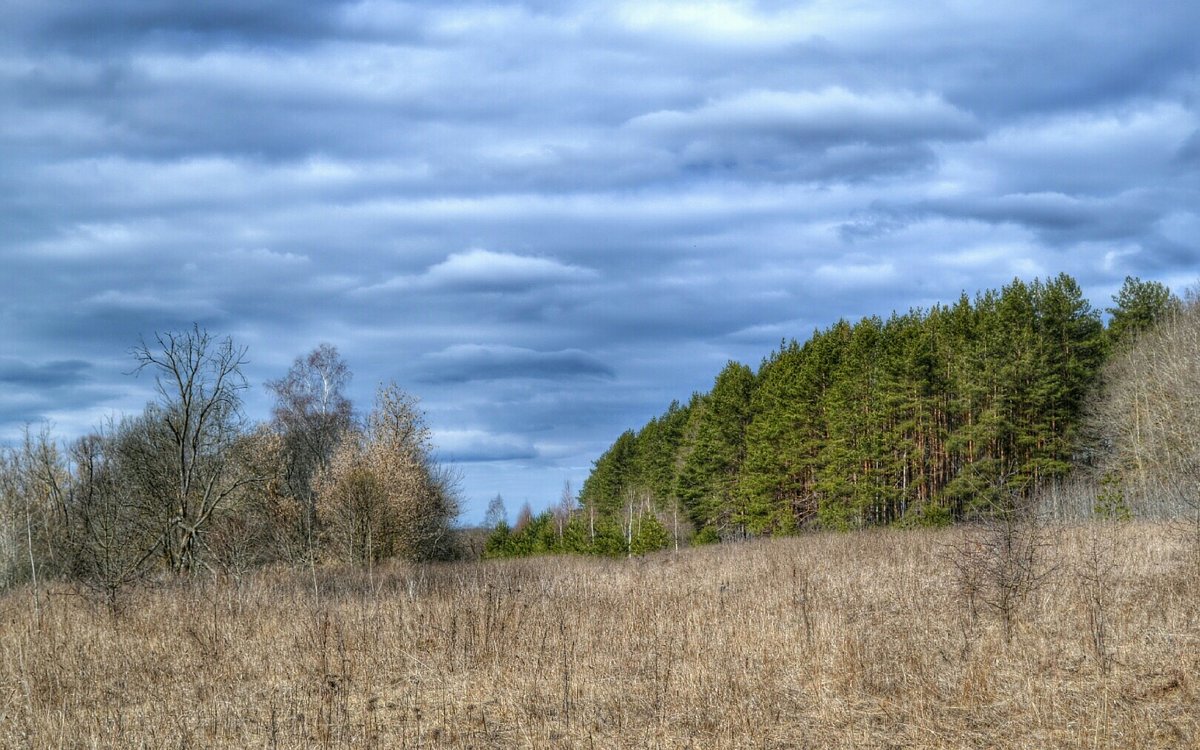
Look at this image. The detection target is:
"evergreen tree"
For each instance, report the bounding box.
[738,337,829,534]
[572,272,1128,550]
[579,430,637,517]
[675,362,754,538]
[1106,276,1176,347]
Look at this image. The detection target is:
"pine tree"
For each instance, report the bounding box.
[1106,276,1177,347]
[675,362,754,539]
[579,430,637,518]
[738,338,826,534]
[578,272,1119,543]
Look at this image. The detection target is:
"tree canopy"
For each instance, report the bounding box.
[492,273,1172,560]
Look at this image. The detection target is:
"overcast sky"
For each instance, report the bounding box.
[2,1,1198,522]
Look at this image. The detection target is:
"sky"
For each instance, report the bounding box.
[2,1,1198,523]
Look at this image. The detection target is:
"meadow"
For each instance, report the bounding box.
[1,522,1196,749]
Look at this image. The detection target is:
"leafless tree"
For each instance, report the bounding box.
[315,383,458,564]
[1089,292,1200,558]
[1077,521,1121,675]
[553,480,575,541]
[0,452,20,588]
[484,494,507,529]
[131,325,260,574]
[513,501,533,534]
[949,487,1054,645]
[266,344,353,559]
[0,428,66,597]
[65,422,162,609]
[200,427,300,579]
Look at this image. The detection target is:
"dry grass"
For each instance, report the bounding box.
[1,523,1197,748]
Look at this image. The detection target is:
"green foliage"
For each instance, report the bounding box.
[894,501,954,529]
[675,362,754,534]
[578,430,637,517]
[579,272,1115,542]
[1093,472,1131,521]
[692,525,720,545]
[630,511,671,555]
[1106,276,1176,348]
[482,521,514,559]
[482,508,671,559]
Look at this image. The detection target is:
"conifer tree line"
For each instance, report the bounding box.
[486,273,1184,558]
[0,329,459,602]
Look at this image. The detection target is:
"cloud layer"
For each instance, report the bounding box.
[1,0,1197,521]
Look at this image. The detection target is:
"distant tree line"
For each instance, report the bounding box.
[0,328,459,604]
[485,274,1184,558]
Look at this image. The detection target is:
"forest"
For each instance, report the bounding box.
[0,331,460,603]
[0,272,1194,587]
[485,273,1190,558]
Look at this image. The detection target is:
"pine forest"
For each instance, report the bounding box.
[485,273,1180,557]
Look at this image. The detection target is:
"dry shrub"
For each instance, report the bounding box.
[0,522,1197,748]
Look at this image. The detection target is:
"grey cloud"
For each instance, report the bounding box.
[1177,130,1200,167]
[629,88,980,146]
[0,358,92,388]
[0,358,127,439]
[420,345,615,383]
[626,88,975,182]
[16,1,350,51]
[838,206,915,242]
[918,193,1162,245]
[2,0,1198,518]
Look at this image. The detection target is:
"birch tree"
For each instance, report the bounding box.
[266,344,353,559]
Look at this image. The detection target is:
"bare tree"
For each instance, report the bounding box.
[1089,292,1200,557]
[553,480,575,541]
[514,501,533,534]
[314,435,384,566]
[0,451,20,589]
[66,422,162,609]
[0,427,68,596]
[315,383,458,564]
[484,494,507,529]
[949,486,1054,645]
[201,427,301,579]
[266,344,353,558]
[131,325,259,574]
[1077,521,1121,675]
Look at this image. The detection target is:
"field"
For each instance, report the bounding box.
[1,523,1197,749]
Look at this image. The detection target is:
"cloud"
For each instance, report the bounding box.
[435,429,538,462]
[0,358,92,388]
[420,345,615,383]
[626,88,978,182]
[360,249,600,295]
[920,191,1161,245]
[0,358,130,439]
[1174,129,1200,167]
[609,1,883,47]
[1,0,1198,519]
[630,88,980,145]
[813,261,897,288]
[421,249,599,291]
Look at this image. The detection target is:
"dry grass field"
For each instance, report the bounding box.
[1,522,1198,749]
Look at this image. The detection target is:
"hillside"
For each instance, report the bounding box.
[2,522,1196,748]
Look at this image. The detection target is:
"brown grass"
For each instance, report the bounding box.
[1,522,1197,748]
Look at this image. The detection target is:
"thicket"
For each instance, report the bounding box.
[1089,289,1200,534]
[486,273,1182,558]
[0,330,460,603]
